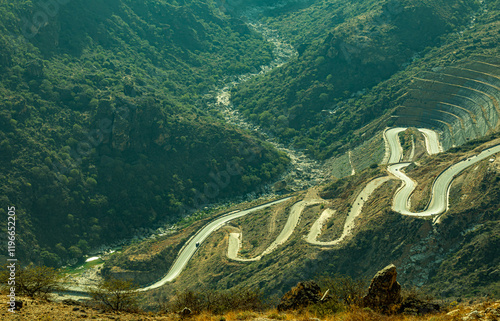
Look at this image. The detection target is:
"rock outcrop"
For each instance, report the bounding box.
[363,264,402,313]
[277,281,322,311]
[179,307,192,318]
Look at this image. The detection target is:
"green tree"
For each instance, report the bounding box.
[40,251,61,267]
[68,245,83,260]
[0,265,67,298]
[77,240,90,253]
[88,278,139,311]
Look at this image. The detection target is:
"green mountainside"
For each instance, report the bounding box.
[0,0,289,266]
[230,0,498,159]
[1,0,499,305]
[99,0,500,303]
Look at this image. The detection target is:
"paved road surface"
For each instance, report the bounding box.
[384,127,406,163]
[136,197,290,291]
[417,128,443,155]
[390,145,500,217]
[306,176,391,246]
[227,199,323,261]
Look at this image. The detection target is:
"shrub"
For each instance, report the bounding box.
[267,312,286,320]
[318,275,366,307]
[0,264,67,299]
[235,311,258,320]
[169,288,265,315]
[307,275,366,316]
[88,278,139,312]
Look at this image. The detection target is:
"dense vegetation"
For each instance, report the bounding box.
[1,0,499,303]
[0,0,290,266]
[231,0,499,159]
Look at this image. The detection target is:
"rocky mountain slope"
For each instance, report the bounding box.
[231,0,499,161]
[0,0,290,266]
[87,0,500,304]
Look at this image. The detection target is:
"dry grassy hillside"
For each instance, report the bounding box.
[1,293,499,321]
[96,133,500,304]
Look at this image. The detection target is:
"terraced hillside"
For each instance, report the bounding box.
[230,0,482,160]
[394,56,500,150]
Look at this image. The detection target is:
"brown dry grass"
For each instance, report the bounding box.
[182,300,499,321]
[2,294,499,321]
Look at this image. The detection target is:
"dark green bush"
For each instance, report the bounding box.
[308,275,366,316]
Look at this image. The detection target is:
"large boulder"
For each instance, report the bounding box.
[277,281,322,311]
[363,264,402,313]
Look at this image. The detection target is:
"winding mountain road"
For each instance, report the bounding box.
[384,127,407,163]
[418,128,444,155]
[383,127,443,164]
[224,126,499,254]
[65,128,498,295]
[389,145,500,217]
[227,199,323,261]
[305,176,391,246]
[62,198,291,295]
[306,127,500,245]
[137,197,291,291]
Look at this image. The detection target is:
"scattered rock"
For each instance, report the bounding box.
[398,297,440,315]
[179,307,192,318]
[8,300,23,311]
[62,299,81,306]
[463,310,482,320]
[485,306,500,317]
[362,264,402,314]
[73,307,80,311]
[277,281,322,311]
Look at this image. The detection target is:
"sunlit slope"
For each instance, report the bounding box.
[394,57,500,150]
[231,0,481,159]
